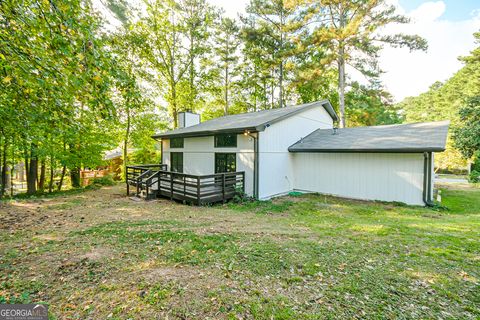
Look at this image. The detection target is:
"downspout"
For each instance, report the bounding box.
[423,152,434,206]
[254,133,259,200]
[245,131,259,199]
[160,139,163,165]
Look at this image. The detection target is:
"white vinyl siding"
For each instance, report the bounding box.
[258,105,333,199]
[162,134,255,196]
[292,153,425,205]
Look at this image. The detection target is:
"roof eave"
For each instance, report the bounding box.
[288,147,446,153]
[152,127,260,140]
[152,99,339,140]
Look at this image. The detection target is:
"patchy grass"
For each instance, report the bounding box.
[0,184,479,319]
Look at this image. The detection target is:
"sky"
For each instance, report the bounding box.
[208,0,480,102]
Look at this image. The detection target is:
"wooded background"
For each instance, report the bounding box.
[1,0,479,196]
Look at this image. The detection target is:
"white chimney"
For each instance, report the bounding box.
[178,110,200,128]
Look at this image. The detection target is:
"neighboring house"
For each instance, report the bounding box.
[151,100,449,206]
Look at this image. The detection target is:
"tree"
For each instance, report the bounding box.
[212,17,242,115]
[1,0,118,195]
[453,97,480,160]
[294,0,427,127]
[241,0,297,109]
[181,0,217,113]
[131,0,215,128]
[400,31,480,171]
[345,81,402,126]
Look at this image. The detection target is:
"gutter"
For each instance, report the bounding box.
[288,148,446,153]
[423,152,434,206]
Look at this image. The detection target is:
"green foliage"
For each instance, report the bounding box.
[469,170,480,183]
[0,0,118,194]
[400,32,480,170]
[129,0,216,127]
[453,96,480,159]
[92,175,115,186]
[0,0,164,195]
[345,81,403,126]
[294,0,427,126]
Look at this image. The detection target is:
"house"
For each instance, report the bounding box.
[130,100,448,206]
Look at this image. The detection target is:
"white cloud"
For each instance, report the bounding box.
[378,1,480,102]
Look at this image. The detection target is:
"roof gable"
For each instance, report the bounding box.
[288,121,450,153]
[153,100,338,139]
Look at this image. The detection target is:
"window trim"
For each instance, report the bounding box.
[215,153,237,173]
[170,137,184,149]
[170,152,183,173]
[214,133,237,148]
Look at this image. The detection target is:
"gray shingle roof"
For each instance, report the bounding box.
[152,100,338,139]
[288,121,450,153]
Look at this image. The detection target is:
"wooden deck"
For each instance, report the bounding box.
[126,165,245,204]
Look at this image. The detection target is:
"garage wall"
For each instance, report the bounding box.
[258,105,333,199]
[162,134,255,196]
[292,153,425,205]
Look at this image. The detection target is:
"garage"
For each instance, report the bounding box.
[288,121,449,205]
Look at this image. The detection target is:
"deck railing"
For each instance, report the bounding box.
[126,165,245,204]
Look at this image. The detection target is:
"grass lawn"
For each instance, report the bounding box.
[0,184,479,319]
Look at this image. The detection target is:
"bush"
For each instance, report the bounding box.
[468,170,480,183]
[92,175,115,186]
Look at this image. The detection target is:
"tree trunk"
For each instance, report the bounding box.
[48,157,54,193]
[338,51,346,128]
[24,152,29,182]
[224,64,229,116]
[27,144,38,195]
[279,60,284,108]
[10,165,14,197]
[263,79,267,110]
[279,18,284,108]
[38,159,46,192]
[70,167,80,188]
[271,67,275,109]
[58,165,66,191]
[338,11,346,128]
[0,139,7,197]
[123,106,131,180]
[189,31,195,112]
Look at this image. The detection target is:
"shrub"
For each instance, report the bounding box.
[92,175,115,186]
[468,170,480,183]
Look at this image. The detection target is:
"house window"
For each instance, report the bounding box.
[170,152,183,173]
[215,153,236,173]
[170,137,184,148]
[214,133,237,148]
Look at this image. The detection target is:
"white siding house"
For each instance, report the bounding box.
[152,101,449,206]
[292,153,429,205]
[162,134,256,196]
[257,106,333,199]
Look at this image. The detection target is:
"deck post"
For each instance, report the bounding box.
[241,172,245,194]
[183,175,186,197]
[222,173,226,203]
[126,182,129,196]
[170,173,174,200]
[197,176,201,205]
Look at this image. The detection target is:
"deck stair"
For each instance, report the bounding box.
[126,164,245,204]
